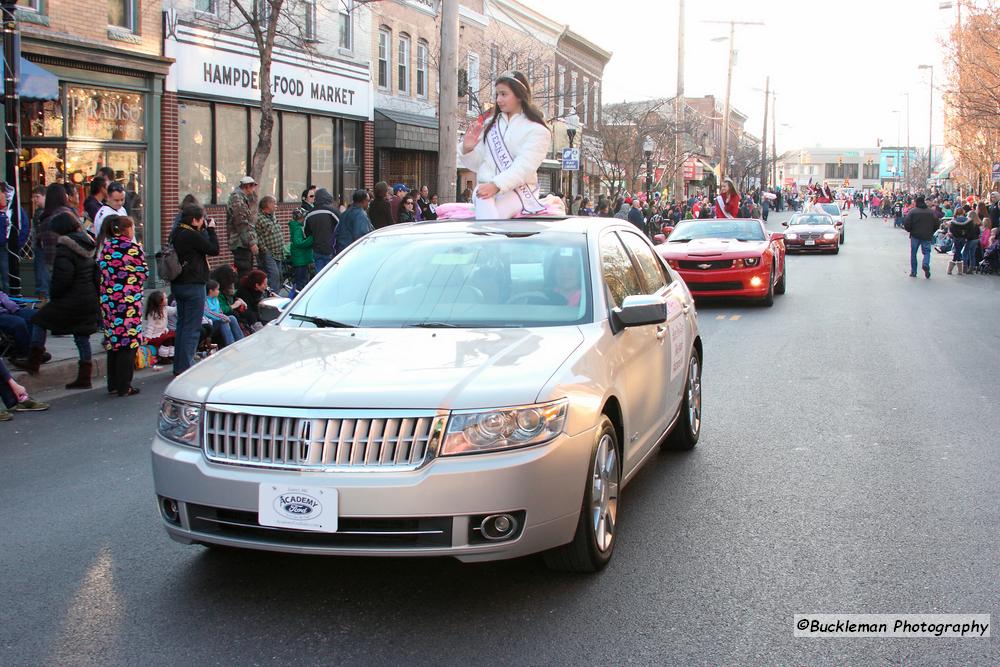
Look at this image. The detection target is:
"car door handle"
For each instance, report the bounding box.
[656,325,668,340]
[682,304,691,314]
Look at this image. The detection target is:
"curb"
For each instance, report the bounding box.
[10,355,166,395]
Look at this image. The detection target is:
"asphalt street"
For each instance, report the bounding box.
[2,209,998,665]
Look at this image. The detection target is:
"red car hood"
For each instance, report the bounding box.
[657,237,769,260]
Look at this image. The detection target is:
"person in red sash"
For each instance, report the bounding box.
[714,178,741,218]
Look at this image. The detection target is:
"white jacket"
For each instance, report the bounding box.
[458,113,551,194]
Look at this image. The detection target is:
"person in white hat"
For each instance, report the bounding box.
[226,176,259,278]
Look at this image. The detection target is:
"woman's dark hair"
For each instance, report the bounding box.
[374,181,389,199]
[179,193,199,210]
[301,185,316,201]
[51,212,81,236]
[400,193,415,207]
[89,177,107,196]
[210,264,238,293]
[206,279,220,292]
[240,269,268,291]
[106,215,135,238]
[42,183,70,218]
[145,290,166,318]
[482,71,548,142]
[180,203,205,226]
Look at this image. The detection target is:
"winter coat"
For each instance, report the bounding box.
[627,206,645,230]
[226,188,258,251]
[99,235,147,351]
[335,204,374,255]
[949,215,973,240]
[30,232,100,336]
[903,205,939,241]
[288,218,314,267]
[304,188,338,257]
[458,112,551,194]
[171,224,220,285]
[369,197,393,229]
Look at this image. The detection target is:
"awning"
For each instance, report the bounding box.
[374,108,438,152]
[0,56,60,100]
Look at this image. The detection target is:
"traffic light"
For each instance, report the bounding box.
[837,156,843,166]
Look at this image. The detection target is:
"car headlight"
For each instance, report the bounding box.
[742,257,760,267]
[158,397,202,447]
[823,232,837,240]
[785,233,798,240]
[442,399,568,455]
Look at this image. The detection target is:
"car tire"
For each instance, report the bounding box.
[543,415,620,573]
[831,246,840,255]
[664,347,702,451]
[841,231,846,244]
[775,261,786,295]
[760,267,775,307]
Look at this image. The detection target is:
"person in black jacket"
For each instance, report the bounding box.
[902,195,938,278]
[170,204,220,375]
[369,181,393,229]
[304,188,338,272]
[23,212,101,388]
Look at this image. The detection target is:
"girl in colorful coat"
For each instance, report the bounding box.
[99,215,147,397]
[459,71,552,219]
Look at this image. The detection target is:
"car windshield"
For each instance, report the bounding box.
[667,220,766,242]
[287,231,593,328]
[819,204,841,216]
[789,215,833,226]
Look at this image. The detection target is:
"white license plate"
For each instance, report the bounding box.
[258,484,338,532]
[805,240,816,246]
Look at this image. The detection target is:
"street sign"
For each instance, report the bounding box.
[561,147,580,171]
[992,161,1000,182]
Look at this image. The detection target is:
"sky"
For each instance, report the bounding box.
[539,0,954,154]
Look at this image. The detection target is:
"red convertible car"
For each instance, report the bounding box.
[655,218,786,306]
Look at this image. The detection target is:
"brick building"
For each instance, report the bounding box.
[11,0,172,290]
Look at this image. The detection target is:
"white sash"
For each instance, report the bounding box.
[485,120,546,215]
[716,195,734,219]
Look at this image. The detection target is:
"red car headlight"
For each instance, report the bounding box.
[740,257,760,268]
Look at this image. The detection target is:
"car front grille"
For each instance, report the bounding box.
[202,408,447,471]
[796,231,823,240]
[679,259,734,270]
[690,281,744,292]
[186,504,453,549]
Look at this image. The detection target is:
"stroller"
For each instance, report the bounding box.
[975,241,1000,274]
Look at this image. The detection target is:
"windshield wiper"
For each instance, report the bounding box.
[289,314,355,328]
[406,321,459,328]
[668,238,692,243]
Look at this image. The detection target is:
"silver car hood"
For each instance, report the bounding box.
[168,324,585,410]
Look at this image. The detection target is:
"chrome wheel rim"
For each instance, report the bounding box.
[688,355,701,436]
[591,434,619,553]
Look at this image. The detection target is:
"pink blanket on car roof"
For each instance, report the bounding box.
[434,195,566,221]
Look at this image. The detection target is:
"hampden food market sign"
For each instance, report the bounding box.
[164,18,373,120]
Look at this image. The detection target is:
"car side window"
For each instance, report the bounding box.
[600,233,644,309]
[618,231,671,293]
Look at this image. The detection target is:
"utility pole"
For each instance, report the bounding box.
[759,76,768,192]
[437,0,459,203]
[918,64,934,190]
[2,0,22,295]
[673,0,685,201]
[904,92,910,190]
[771,89,777,190]
[703,19,764,182]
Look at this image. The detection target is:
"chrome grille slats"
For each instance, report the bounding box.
[202,407,443,471]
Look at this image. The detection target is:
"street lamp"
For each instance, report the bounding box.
[564,111,580,199]
[918,64,934,190]
[643,136,654,224]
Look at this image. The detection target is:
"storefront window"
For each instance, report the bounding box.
[283,113,308,202]
[66,86,144,142]
[215,104,248,200]
[20,97,63,138]
[311,115,333,193]
[251,109,280,200]
[342,120,359,201]
[178,100,212,205]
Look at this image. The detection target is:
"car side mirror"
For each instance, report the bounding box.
[260,296,292,325]
[613,295,668,329]
[770,232,785,242]
[782,221,789,227]
[834,221,843,227]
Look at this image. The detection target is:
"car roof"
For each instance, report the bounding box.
[367,216,639,237]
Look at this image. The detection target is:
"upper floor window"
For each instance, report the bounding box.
[398,34,411,95]
[594,82,601,125]
[339,0,353,50]
[557,66,566,116]
[108,0,137,32]
[543,66,551,115]
[304,0,317,40]
[583,78,590,127]
[194,0,217,14]
[467,53,480,115]
[570,71,578,115]
[378,28,391,90]
[416,40,429,99]
[490,44,498,81]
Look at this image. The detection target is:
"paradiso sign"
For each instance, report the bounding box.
[164,22,372,120]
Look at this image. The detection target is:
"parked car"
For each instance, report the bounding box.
[783,213,841,254]
[655,218,787,306]
[814,203,847,243]
[152,217,703,572]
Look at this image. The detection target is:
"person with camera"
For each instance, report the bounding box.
[170,204,219,376]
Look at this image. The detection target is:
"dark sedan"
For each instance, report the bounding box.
[782,213,841,254]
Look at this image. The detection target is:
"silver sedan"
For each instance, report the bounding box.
[152,217,703,572]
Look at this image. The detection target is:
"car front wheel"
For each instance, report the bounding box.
[544,416,620,572]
